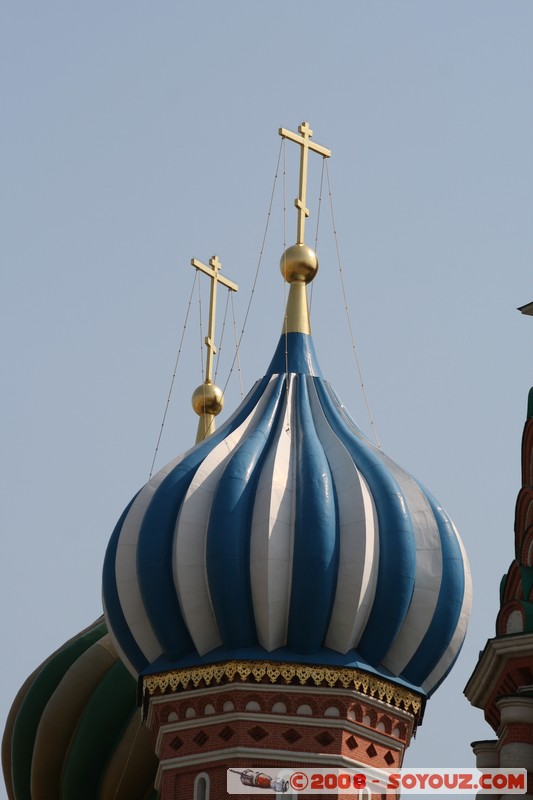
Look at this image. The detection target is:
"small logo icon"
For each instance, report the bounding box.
[229,769,289,793]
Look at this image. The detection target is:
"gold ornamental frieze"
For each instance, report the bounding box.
[142,660,422,717]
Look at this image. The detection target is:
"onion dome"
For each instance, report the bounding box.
[103,237,472,698]
[2,618,157,800]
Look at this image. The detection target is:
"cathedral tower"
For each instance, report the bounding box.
[465,306,533,798]
[102,123,472,798]
[4,123,472,800]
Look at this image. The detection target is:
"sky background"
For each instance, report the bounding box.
[2,1,533,796]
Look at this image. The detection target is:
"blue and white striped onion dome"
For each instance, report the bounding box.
[103,330,471,697]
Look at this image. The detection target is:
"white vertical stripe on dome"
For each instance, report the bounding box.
[114,451,187,664]
[307,380,379,653]
[380,458,443,676]
[250,378,296,651]
[421,523,473,694]
[174,376,280,656]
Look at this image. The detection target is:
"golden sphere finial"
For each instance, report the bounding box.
[191,381,224,416]
[280,243,318,284]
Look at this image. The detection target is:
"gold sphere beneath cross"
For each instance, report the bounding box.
[191,382,224,416]
[280,243,319,284]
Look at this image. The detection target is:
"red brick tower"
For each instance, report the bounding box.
[142,662,422,798]
[465,359,533,797]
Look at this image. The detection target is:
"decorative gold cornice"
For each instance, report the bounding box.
[142,660,423,719]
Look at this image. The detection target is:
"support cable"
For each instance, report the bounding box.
[230,291,244,399]
[310,156,326,314]
[213,287,231,384]
[197,276,205,381]
[148,271,198,478]
[222,138,284,396]
[325,161,381,448]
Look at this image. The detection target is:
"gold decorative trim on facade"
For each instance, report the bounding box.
[142,660,422,717]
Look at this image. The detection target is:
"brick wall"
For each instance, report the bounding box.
[147,678,416,799]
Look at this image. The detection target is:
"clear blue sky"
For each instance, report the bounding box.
[2,2,533,796]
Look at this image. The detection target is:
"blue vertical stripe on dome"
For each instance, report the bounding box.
[287,376,340,653]
[102,494,149,674]
[137,376,272,661]
[314,379,416,663]
[206,374,287,647]
[265,332,323,377]
[400,486,465,687]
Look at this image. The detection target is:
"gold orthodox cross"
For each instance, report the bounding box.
[279,121,331,245]
[191,255,238,384]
